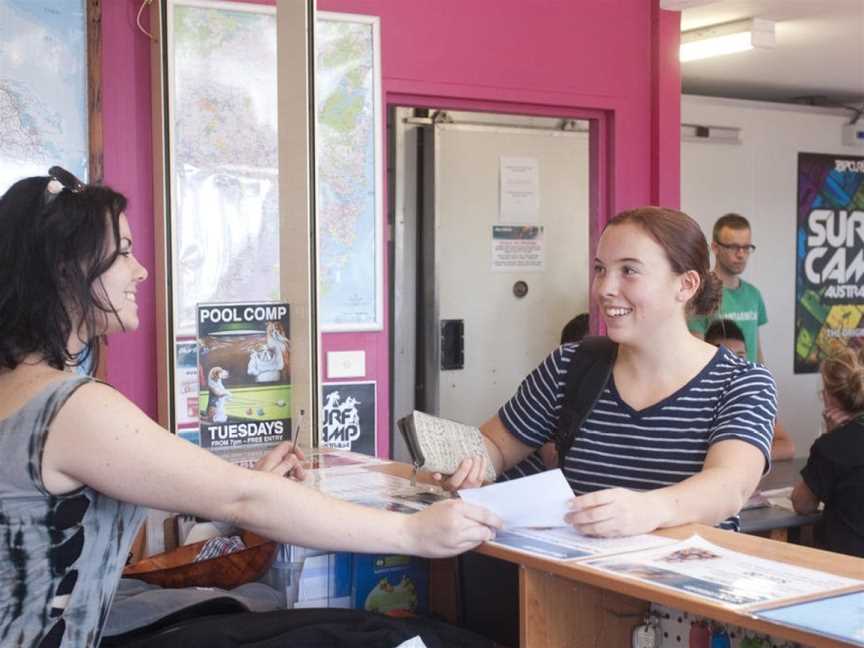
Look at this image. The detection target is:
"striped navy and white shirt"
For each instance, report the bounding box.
[498,344,777,530]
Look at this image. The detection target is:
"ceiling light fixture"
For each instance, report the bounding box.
[680,18,775,62]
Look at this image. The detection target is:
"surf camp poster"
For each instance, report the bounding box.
[320,382,377,456]
[197,302,291,465]
[795,153,864,373]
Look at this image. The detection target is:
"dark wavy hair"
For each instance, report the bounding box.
[704,319,745,346]
[605,206,722,316]
[0,172,128,371]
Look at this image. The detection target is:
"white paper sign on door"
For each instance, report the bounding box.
[499,156,540,223]
[492,225,545,272]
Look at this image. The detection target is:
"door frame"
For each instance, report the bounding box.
[387,95,613,460]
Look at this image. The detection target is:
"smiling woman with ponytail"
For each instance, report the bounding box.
[441,206,778,538]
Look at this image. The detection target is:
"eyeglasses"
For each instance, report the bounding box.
[44,165,85,204]
[714,241,756,254]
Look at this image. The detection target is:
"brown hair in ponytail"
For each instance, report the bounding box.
[606,206,721,316]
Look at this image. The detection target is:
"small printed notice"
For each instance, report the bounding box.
[585,535,862,609]
[174,339,201,430]
[197,302,292,466]
[491,527,675,562]
[499,156,539,223]
[320,382,377,456]
[492,225,545,272]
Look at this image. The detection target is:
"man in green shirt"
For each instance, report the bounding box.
[690,214,767,363]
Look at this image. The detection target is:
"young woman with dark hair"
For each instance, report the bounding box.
[0,170,500,647]
[443,207,778,537]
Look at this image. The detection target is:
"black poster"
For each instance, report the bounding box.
[320,382,377,456]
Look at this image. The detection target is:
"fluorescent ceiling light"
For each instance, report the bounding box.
[680,18,775,62]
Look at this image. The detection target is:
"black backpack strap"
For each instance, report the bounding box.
[554,336,617,470]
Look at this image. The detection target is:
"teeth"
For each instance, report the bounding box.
[605,307,632,317]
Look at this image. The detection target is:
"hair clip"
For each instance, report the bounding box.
[44,165,86,205]
[48,166,85,192]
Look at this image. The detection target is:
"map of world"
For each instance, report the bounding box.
[0,0,88,191]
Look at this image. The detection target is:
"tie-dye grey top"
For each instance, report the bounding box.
[0,376,145,647]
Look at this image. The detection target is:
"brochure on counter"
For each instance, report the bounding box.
[584,534,862,609]
[301,450,390,471]
[752,590,864,646]
[489,526,676,561]
[303,463,450,514]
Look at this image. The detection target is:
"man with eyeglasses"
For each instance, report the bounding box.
[690,213,767,364]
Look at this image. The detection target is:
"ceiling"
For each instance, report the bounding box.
[665,0,864,110]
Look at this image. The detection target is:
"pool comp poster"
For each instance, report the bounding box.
[197,302,291,464]
[795,153,864,373]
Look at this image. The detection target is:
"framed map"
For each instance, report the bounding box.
[0,0,93,191]
[316,14,383,331]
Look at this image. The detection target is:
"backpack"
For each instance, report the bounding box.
[553,336,618,470]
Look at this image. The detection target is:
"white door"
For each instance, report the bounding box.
[428,121,590,425]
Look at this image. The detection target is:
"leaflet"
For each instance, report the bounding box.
[489,526,675,561]
[457,469,573,529]
[305,467,450,513]
[585,535,862,608]
[301,450,389,471]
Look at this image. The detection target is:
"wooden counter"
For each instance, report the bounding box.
[369,461,864,646]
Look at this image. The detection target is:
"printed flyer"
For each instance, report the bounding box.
[585,535,860,608]
[197,302,291,465]
[795,153,864,373]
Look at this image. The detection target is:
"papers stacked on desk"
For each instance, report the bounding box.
[584,534,862,609]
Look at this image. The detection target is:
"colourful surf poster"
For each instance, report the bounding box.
[795,153,864,373]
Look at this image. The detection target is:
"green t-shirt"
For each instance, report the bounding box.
[690,279,768,363]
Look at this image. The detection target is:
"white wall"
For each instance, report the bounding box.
[681,95,862,456]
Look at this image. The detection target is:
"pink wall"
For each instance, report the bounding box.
[318,0,682,456]
[102,1,681,454]
[102,1,157,417]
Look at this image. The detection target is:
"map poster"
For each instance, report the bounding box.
[168,0,280,339]
[317,14,383,332]
[0,0,89,191]
[795,153,864,373]
[197,302,291,466]
[320,382,376,456]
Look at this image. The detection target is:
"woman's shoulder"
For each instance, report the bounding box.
[708,347,777,396]
[814,418,864,462]
[0,366,94,421]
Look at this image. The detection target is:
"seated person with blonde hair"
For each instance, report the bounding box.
[703,319,795,461]
[791,344,864,558]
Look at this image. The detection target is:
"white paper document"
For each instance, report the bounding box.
[499,156,539,223]
[457,469,573,529]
